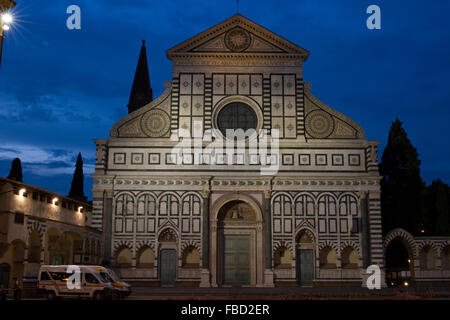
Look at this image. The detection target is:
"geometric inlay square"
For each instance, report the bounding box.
[315,154,327,166]
[282,154,294,165]
[299,154,311,165]
[113,153,126,165]
[348,154,361,166]
[332,154,344,166]
[148,153,161,165]
[131,153,143,165]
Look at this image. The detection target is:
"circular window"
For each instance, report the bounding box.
[217,102,258,138]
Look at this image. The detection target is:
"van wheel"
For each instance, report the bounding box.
[111,291,120,301]
[46,291,56,300]
[93,291,104,300]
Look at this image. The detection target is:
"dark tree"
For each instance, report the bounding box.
[127,40,153,114]
[424,180,450,236]
[68,153,87,202]
[7,158,23,182]
[380,119,426,236]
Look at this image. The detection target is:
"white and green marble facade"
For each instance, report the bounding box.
[92,14,384,287]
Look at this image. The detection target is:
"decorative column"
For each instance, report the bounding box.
[263,190,274,287]
[360,191,370,268]
[103,190,113,265]
[361,190,386,288]
[368,192,383,266]
[199,190,211,287]
[22,246,29,279]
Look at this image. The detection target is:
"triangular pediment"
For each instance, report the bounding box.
[167,14,309,60]
[190,32,285,54]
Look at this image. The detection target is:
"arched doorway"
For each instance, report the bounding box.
[46,228,62,265]
[28,230,41,264]
[212,195,264,287]
[11,240,25,289]
[385,238,413,287]
[158,228,178,287]
[137,247,155,269]
[419,246,437,270]
[115,246,132,268]
[296,230,315,286]
[0,240,25,289]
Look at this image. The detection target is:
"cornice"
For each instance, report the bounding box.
[167,14,309,61]
[304,82,366,140]
[93,176,380,190]
[109,81,172,138]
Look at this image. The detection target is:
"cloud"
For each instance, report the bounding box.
[25,163,95,177]
[0,92,102,124]
[63,111,101,123]
[0,143,95,177]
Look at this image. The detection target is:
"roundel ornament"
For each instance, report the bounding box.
[305,110,335,139]
[140,109,170,137]
[224,27,251,52]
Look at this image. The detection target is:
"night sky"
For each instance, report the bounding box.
[1,0,449,199]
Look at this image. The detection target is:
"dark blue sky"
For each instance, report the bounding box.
[1,0,449,199]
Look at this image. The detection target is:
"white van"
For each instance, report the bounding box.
[38,265,119,300]
[89,266,131,298]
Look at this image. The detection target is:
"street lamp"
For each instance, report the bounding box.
[0,0,16,68]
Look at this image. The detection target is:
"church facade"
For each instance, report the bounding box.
[92,15,383,287]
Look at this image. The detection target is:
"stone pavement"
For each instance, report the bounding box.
[125,286,422,299]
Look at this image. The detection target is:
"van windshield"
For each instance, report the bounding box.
[99,272,114,283]
[107,270,120,282]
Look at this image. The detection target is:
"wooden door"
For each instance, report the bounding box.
[160,249,176,286]
[297,249,313,286]
[223,235,250,286]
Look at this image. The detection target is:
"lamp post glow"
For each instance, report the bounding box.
[0,0,16,68]
[2,13,12,23]
[18,188,26,197]
[52,197,58,206]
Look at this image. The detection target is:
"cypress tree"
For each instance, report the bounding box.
[380,119,426,236]
[424,180,450,236]
[7,158,23,182]
[68,152,86,202]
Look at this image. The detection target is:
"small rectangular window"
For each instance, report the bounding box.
[14,213,24,224]
[351,218,360,233]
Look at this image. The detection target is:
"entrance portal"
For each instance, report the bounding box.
[159,228,178,287]
[160,249,176,286]
[224,234,251,285]
[297,249,313,286]
[215,198,263,287]
[296,230,315,287]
